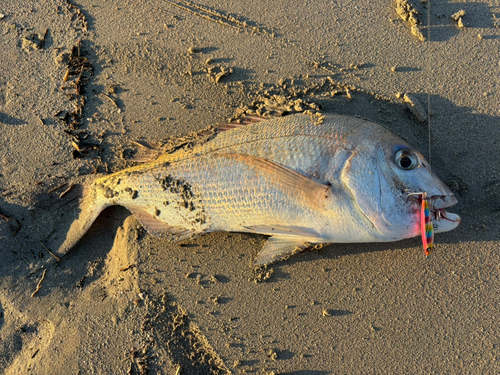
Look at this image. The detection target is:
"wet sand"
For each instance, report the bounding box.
[1,0,500,373]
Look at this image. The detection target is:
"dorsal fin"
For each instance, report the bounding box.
[128,140,164,163]
[217,115,269,132]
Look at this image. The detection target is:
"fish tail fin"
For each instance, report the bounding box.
[56,183,109,256]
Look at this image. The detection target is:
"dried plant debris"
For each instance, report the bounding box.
[395,0,425,41]
[56,42,99,159]
[64,129,102,159]
[51,0,95,159]
[451,10,466,28]
[59,43,93,119]
[126,347,151,375]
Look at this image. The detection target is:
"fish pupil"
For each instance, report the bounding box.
[400,156,412,169]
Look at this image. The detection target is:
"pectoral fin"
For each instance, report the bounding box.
[127,207,200,241]
[221,153,333,211]
[243,224,322,239]
[254,236,312,265]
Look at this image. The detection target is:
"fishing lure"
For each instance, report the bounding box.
[406,191,435,256]
[420,195,434,256]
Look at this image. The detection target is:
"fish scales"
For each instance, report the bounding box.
[56,113,460,264]
[98,154,331,235]
[154,115,346,175]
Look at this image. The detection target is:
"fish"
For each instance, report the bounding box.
[56,113,460,265]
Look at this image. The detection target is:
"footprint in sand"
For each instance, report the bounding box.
[0,300,55,374]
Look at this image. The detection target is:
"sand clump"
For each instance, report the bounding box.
[396,92,428,123]
[395,0,426,41]
[451,10,466,28]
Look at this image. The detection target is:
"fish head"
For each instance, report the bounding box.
[383,144,460,235]
[341,126,460,241]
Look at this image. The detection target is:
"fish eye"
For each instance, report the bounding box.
[394,149,418,170]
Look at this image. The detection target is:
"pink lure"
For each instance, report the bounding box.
[420,197,434,256]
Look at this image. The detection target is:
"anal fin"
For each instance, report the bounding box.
[127,207,200,241]
[254,236,311,265]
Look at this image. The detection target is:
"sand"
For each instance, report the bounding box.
[1,0,499,373]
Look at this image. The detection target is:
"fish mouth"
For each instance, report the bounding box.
[427,195,461,233]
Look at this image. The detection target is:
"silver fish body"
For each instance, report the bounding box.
[58,113,460,264]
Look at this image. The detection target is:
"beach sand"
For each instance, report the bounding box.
[1,0,499,373]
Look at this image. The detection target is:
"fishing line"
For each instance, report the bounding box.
[427,0,432,166]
